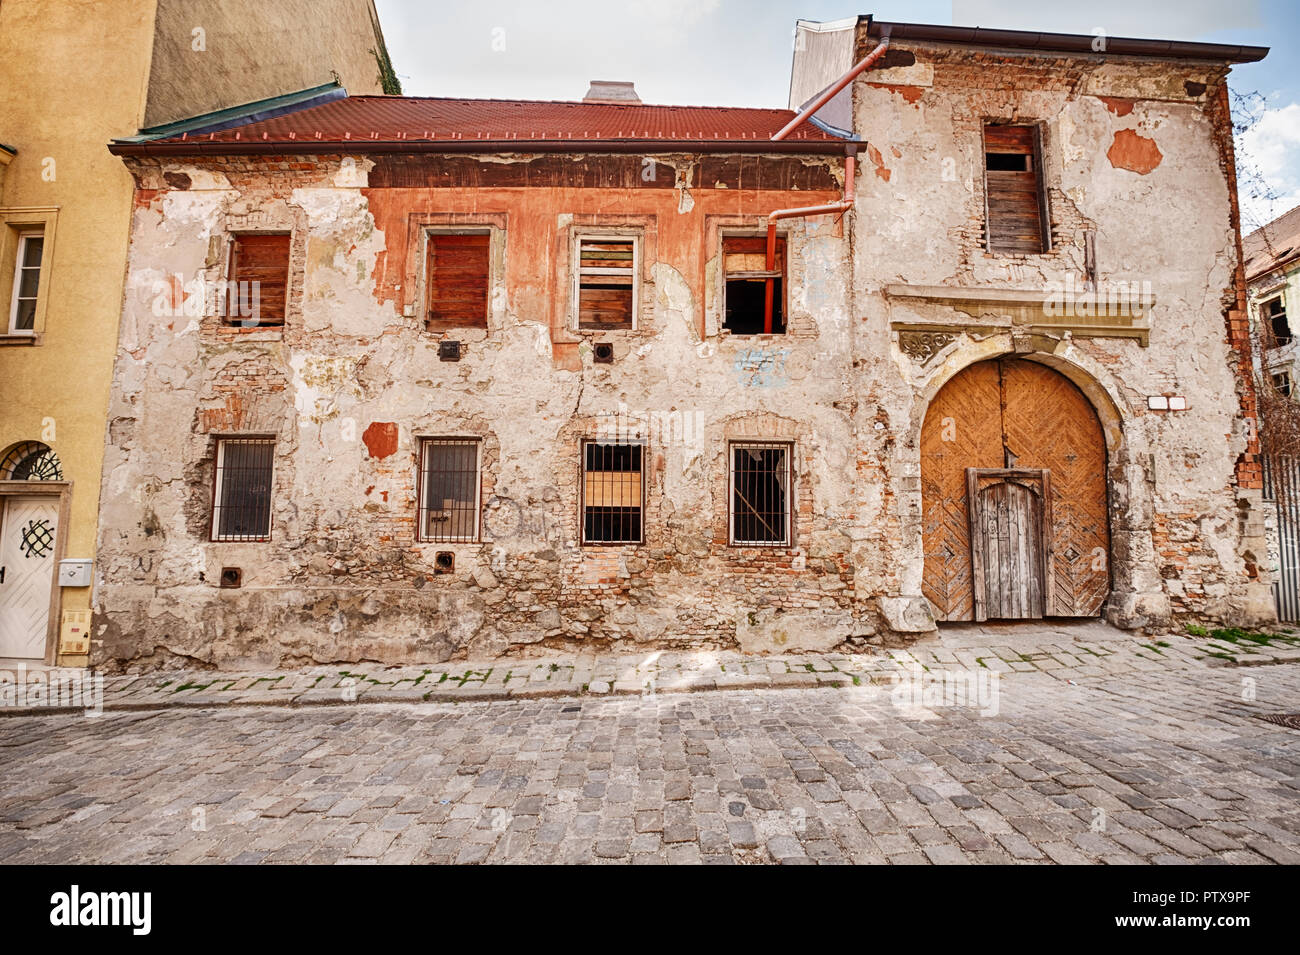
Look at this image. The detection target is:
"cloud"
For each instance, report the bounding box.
[1237,101,1300,230]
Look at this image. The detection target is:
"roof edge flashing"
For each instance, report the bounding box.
[864,20,1267,64]
[115,83,348,145]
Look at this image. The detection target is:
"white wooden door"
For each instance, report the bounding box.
[0,496,59,659]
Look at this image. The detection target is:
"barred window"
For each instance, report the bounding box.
[418,438,481,542]
[582,441,643,544]
[576,236,637,329]
[211,438,275,541]
[730,442,791,546]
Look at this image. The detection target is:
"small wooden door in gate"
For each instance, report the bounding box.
[967,469,1053,621]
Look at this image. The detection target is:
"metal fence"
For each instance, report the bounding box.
[1266,455,1300,622]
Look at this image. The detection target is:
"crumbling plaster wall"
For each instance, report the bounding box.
[852,41,1274,630]
[95,151,867,669]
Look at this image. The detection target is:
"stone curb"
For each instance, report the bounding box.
[4,635,1296,718]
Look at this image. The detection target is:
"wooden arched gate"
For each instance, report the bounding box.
[921,358,1109,621]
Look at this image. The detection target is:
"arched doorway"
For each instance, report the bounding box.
[920,357,1110,621]
[0,441,65,660]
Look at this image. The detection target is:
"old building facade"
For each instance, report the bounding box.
[94,19,1274,669]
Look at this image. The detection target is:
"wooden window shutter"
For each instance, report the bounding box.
[228,233,290,325]
[577,238,636,329]
[983,124,1049,254]
[426,233,490,328]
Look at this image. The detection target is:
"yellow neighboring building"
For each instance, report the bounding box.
[0,0,394,665]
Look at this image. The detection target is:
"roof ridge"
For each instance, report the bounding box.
[340,94,795,112]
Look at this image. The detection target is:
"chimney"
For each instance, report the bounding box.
[582,81,641,104]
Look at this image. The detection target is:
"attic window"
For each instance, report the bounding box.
[983,124,1049,255]
[723,236,785,335]
[225,233,290,326]
[426,232,490,328]
[576,236,637,330]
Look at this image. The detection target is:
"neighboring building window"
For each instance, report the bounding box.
[418,437,482,542]
[723,236,786,335]
[1273,371,1293,397]
[426,232,490,329]
[1263,295,1290,345]
[730,442,792,546]
[576,236,637,329]
[211,438,275,541]
[581,441,643,543]
[983,124,1049,254]
[8,230,43,334]
[225,233,290,326]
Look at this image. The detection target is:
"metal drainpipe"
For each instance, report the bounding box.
[763,150,856,334]
[761,34,889,333]
[771,37,890,143]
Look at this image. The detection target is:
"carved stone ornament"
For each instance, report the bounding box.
[898,330,956,364]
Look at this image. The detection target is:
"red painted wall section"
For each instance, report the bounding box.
[361,173,842,355]
[362,421,399,459]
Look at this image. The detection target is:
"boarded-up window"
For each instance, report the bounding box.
[426,232,490,328]
[418,437,481,541]
[983,124,1049,254]
[582,441,643,544]
[730,442,791,545]
[576,237,636,329]
[723,236,786,335]
[211,438,274,541]
[226,233,290,326]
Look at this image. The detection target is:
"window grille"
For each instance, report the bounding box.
[582,441,643,544]
[211,438,275,541]
[730,442,791,545]
[419,438,481,541]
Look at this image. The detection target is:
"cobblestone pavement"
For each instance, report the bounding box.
[1,649,1297,864]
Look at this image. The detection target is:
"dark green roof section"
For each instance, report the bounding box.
[113,82,348,145]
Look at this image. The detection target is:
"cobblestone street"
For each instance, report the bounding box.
[1,634,1298,864]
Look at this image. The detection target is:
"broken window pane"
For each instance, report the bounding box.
[582,441,643,543]
[731,442,790,545]
[1265,296,1290,345]
[723,236,785,335]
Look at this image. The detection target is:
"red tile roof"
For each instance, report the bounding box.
[121,95,849,155]
[1245,203,1300,282]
